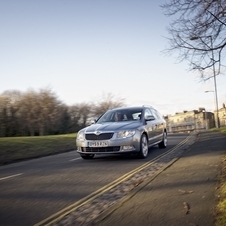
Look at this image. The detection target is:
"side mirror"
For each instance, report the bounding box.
[87,119,96,126]
[145,115,155,121]
[90,119,96,125]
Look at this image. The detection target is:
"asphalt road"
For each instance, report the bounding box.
[0,133,188,226]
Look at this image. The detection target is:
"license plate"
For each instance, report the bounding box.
[88,141,108,147]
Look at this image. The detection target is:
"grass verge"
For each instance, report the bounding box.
[0,133,76,165]
[213,126,226,226]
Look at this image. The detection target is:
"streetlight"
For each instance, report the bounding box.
[205,90,215,110]
[190,35,220,128]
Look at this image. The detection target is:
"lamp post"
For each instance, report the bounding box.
[205,90,214,129]
[190,36,220,128]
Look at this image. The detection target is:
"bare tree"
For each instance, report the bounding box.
[16,88,64,136]
[0,89,127,136]
[161,0,226,80]
[0,95,10,137]
[0,90,22,136]
[55,104,71,134]
[68,103,93,129]
[18,90,39,136]
[66,105,81,132]
[67,93,125,129]
[92,93,125,118]
[36,88,63,135]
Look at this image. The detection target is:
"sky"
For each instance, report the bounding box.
[1,0,226,116]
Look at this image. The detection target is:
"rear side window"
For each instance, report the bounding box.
[150,109,160,120]
[154,109,163,120]
[144,109,154,118]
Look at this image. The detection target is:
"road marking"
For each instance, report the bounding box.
[69,157,81,161]
[0,173,23,181]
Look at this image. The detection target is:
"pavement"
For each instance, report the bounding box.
[93,131,226,226]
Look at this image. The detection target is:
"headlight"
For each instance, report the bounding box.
[77,131,85,141]
[117,130,135,138]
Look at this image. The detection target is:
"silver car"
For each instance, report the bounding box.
[76,106,167,159]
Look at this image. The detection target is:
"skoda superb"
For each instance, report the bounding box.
[76,106,167,159]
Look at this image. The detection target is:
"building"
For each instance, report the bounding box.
[165,108,215,133]
[215,103,226,127]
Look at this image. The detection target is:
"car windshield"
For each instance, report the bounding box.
[97,108,143,123]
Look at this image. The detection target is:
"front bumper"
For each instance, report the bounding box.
[76,136,140,155]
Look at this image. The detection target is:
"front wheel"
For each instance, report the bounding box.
[138,134,149,159]
[158,131,167,148]
[80,153,95,159]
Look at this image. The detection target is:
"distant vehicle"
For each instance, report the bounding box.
[76,105,167,159]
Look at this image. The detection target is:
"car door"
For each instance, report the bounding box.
[144,108,159,144]
[151,108,165,142]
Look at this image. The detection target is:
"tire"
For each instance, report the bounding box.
[158,131,167,148]
[80,154,95,159]
[138,134,149,159]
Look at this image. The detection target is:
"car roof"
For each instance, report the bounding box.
[110,105,153,110]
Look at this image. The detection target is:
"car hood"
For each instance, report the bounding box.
[83,121,141,133]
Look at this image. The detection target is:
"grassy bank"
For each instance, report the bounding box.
[0,133,76,165]
[213,126,226,226]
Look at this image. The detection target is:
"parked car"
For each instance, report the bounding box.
[76,105,167,159]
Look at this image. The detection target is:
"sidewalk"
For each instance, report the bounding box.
[94,131,226,226]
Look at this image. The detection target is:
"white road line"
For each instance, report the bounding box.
[0,173,23,181]
[69,157,81,162]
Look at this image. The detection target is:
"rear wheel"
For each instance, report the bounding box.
[158,131,167,148]
[138,134,149,158]
[80,154,95,159]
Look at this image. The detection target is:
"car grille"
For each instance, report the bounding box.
[81,147,120,153]
[85,133,114,140]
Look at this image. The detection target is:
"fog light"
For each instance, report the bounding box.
[122,145,133,150]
